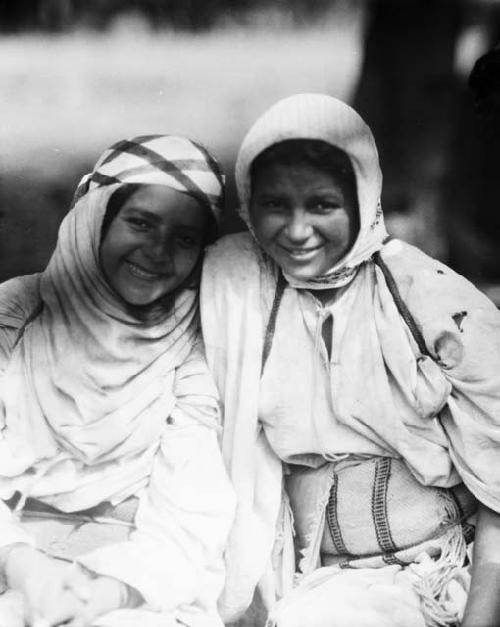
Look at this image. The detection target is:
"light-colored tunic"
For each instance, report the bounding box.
[0,275,235,627]
[201,232,500,625]
[259,271,453,475]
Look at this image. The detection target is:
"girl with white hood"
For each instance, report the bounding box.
[202,94,500,627]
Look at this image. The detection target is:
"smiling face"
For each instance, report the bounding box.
[99,184,207,306]
[249,157,359,280]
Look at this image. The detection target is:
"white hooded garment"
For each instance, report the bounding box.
[0,135,235,627]
[201,94,500,624]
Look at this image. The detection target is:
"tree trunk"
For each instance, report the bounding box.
[354,0,464,260]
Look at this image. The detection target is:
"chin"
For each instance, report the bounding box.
[270,251,329,281]
[279,265,321,281]
[123,297,155,307]
[121,290,164,307]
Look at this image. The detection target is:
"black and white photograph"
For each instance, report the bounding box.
[0,1,499,626]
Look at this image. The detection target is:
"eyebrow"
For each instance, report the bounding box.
[123,207,162,224]
[175,224,204,235]
[124,207,204,233]
[309,190,344,198]
[253,188,343,198]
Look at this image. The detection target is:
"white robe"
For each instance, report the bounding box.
[0,274,235,627]
[201,232,500,625]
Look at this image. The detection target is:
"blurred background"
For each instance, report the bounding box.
[0,0,499,300]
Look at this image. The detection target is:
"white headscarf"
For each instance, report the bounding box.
[235,93,388,289]
[203,95,500,623]
[0,135,224,474]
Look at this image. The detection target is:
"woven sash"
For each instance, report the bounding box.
[286,457,476,570]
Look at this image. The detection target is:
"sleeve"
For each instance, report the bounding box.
[388,241,500,512]
[435,304,500,513]
[77,342,236,626]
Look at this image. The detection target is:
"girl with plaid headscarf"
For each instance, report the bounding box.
[0,135,235,627]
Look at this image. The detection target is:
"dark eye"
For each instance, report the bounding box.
[261,199,285,212]
[176,234,200,249]
[126,217,151,231]
[311,199,341,213]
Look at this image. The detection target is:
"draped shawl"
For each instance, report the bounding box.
[201,95,500,622]
[0,134,224,478]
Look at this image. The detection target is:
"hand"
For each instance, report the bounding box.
[64,575,130,627]
[4,545,91,626]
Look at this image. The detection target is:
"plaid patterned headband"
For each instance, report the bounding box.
[74,134,225,221]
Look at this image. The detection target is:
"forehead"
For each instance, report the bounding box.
[121,184,206,227]
[251,160,350,194]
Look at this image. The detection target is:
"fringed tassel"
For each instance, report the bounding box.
[411,526,467,627]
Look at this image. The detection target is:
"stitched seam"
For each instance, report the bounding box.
[372,458,407,566]
[372,458,398,552]
[326,472,351,556]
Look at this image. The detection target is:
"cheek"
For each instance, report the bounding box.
[99,238,119,279]
[322,213,354,246]
[101,224,133,260]
[100,227,142,287]
[174,246,202,277]
[251,212,282,243]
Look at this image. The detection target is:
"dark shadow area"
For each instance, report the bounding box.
[1,0,499,294]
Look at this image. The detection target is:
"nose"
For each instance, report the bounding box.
[144,232,173,268]
[284,210,313,243]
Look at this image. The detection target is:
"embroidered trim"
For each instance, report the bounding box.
[371,457,405,566]
[370,200,383,230]
[326,471,351,556]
